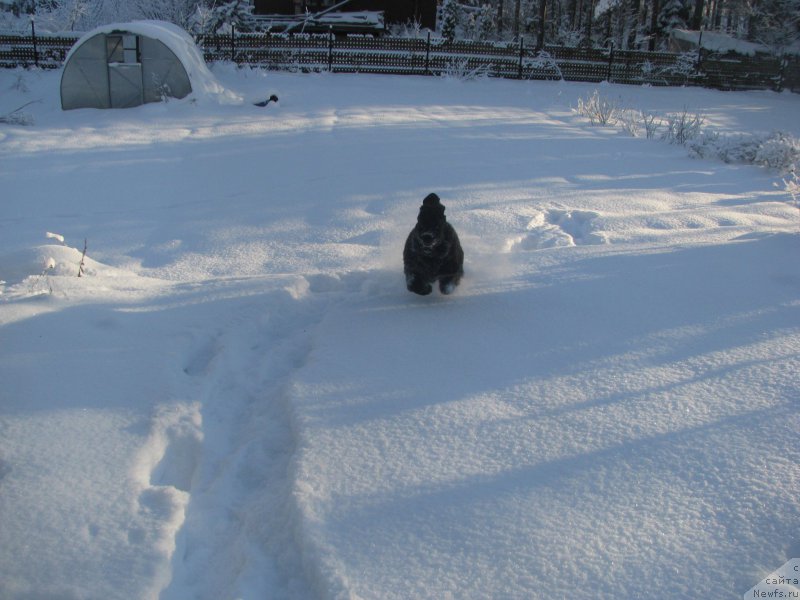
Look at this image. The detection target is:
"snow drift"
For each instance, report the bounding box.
[0,67,798,600]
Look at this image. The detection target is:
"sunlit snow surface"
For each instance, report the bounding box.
[1,66,798,600]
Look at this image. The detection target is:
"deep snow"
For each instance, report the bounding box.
[0,65,798,600]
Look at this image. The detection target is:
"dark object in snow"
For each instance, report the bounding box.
[254,94,279,107]
[404,193,464,296]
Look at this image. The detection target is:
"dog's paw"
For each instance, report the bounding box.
[409,281,433,296]
[406,273,433,295]
[440,281,457,295]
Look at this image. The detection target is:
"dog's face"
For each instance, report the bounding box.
[414,220,447,256]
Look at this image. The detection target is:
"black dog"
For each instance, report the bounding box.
[404,193,464,295]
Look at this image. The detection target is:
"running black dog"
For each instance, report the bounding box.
[403,193,464,295]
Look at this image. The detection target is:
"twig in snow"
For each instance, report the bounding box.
[0,100,40,126]
[784,168,799,215]
[78,239,87,278]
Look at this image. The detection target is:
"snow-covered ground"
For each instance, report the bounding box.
[1,65,798,600]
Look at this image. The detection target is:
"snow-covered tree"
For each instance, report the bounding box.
[746,0,800,54]
[441,0,460,40]
[8,0,36,16]
[658,0,688,37]
[37,0,93,31]
[133,0,202,29]
[475,4,497,39]
[187,2,213,35]
[205,0,253,33]
[462,3,497,39]
[91,0,138,26]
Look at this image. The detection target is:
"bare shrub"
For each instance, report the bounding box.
[575,89,621,126]
[662,108,704,145]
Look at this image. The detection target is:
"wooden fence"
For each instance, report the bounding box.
[2,30,798,93]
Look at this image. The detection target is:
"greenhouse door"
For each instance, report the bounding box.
[107,34,144,108]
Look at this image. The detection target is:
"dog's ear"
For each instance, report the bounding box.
[422,193,441,207]
[418,193,446,227]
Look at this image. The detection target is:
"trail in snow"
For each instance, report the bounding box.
[153,279,322,599]
[159,271,399,600]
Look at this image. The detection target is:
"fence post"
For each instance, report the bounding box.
[31,17,39,68]
[696,28,703,72]
[230,24,235,62]
[425,31,431,75]
[607,42,614,82]
[328,26,333,72]
[776,55,786,92]
[783,55,800,92]
[518,36,524,79]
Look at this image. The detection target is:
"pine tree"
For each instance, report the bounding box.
[441,0,460,41]
[477,4,496,40]
[658,0,687,37]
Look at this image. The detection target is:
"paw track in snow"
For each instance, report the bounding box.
[183,338,221,377]
[138,403,203,494]
[150,422,202,493]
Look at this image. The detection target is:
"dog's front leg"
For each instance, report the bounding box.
[406,272,433,295]
[438,261,463,295]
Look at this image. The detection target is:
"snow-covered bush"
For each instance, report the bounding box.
[782,168,798,209]
[641,111,661,139]
[574,92,795,174]
[661,107,704,145]
[440,57,489,81]
[755,131,800,171]
[663,52,699,78]
[523,51,563,80]
[618,109,642,137]
[575,90,622,125]
[389,18,424,39]
[616,108,664,139]
[576,92,663,136]
[690,131,800,172]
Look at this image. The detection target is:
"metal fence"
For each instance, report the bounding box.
[2,30,798,93]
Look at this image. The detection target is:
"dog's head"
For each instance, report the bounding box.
[414,193,448,256]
